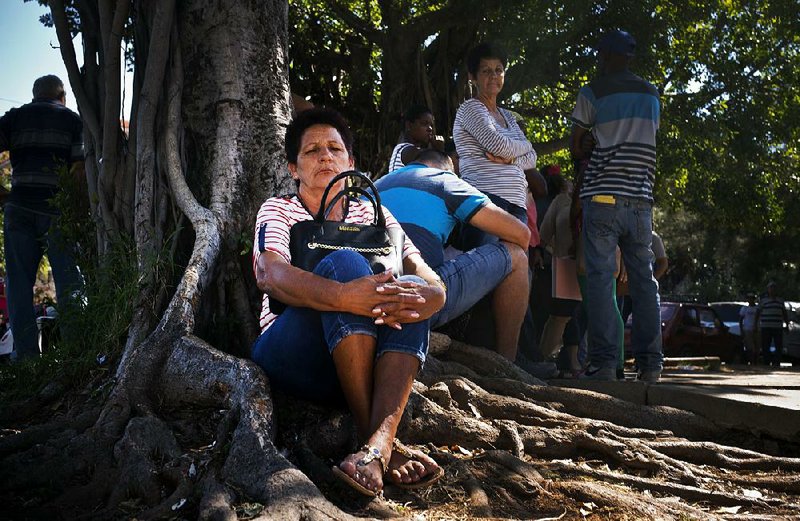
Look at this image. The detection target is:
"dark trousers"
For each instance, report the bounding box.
[761,327,783,366]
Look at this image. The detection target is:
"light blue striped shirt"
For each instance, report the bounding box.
[571,71,660,201]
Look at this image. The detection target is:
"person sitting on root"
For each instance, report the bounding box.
[388,104,444,173]
[251,107,446,497]
[376,149,530,362]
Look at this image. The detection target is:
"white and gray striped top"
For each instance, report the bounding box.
[453,98,537,209]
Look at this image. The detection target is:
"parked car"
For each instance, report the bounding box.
[625,302,743,362]
[782,301,800,365]
[709,301,747,336]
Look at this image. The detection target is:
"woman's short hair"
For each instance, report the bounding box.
[403,104,432,123]
[285,107,354,163]
[32,75,66,100]
[466,42,508,76]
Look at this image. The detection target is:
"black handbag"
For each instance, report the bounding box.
[266,170,405,314]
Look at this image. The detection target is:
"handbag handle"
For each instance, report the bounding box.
[316,170,386,227]
[323,186,380,224]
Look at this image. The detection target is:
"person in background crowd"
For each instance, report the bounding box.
[444,140,460,176]
[376,149,530,361]
[537,175,583,377]
[454,42,537,232]
[251,108,445,497]
[651,231,668,281]
[570,30,663,382]
[739,293,760,365]
[618,229,668,324]
[388,105,444,173]
[523,165,562,365]
[756,281,788,367]
[0,75,84,362]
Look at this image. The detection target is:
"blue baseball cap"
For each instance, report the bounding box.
[596,30,636,57]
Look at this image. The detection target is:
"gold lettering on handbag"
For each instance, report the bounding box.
[338,225,360,232]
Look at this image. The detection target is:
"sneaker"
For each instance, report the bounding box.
[579,365,617,381]
[637,370,661,383]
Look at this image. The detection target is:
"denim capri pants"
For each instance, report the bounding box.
[251,249,430,406]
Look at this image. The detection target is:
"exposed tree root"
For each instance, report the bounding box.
[4,332,800,520]
[544,459,777,508]
[648,440,800,471]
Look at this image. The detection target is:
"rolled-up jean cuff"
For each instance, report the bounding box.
[327,326,377,354]
[377,343,427,368]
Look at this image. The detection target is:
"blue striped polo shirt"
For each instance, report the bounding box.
[758,297,785,329]
[374,163,489,268]
[571,71,660,201]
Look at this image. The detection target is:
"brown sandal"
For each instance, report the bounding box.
[388,439,444,490]
[332,445,387,497]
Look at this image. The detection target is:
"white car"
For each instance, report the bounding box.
[784,301,800,365]
[709,301,747,337]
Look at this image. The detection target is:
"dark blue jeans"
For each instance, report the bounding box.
[251,250,430,406]
[582,195,662,372]
[761,327,783,366]
[4,204,82,360]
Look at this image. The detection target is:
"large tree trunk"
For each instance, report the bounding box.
[9,0,356,518]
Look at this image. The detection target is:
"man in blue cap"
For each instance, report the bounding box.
[569,30,663,382]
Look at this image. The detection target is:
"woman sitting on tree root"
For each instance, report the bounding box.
[251,107,446,497]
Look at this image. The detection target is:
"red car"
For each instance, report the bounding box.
[625,302,743,362]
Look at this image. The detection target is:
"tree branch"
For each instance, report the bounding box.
[162,23,220,329]
[406,0,509,39]
[134,0,175,270]
[326,0,383,45]
[98,0,130,237]
[48,0,101,141]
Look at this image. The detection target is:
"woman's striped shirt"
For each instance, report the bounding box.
[453,98,537,210]
[252,195,420,332]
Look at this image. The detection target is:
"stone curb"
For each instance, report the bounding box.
[550,379,800,442]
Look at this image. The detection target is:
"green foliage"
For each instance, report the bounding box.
[0,237,139,401]
[1,161,147,401]
[288,0,799,300]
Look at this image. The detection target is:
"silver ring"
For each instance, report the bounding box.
[381,312,387,317]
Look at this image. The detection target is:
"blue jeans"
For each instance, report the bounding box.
[251,250,430,406]
[582,196,662,372]
[431,242,511,328]
[454,193,535,355]
[3,204,83,360]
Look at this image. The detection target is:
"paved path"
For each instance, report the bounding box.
[551,364,800,442]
